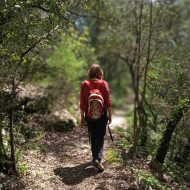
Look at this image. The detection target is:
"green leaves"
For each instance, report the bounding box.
[138,170,171,190]
[45,31,95,89]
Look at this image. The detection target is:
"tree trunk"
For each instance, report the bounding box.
[9,79,17,173]
[139,106,148,147]
[0,126,10,172]
[0,127,6,162]
[154,120,176,164]
[9,105,16,172]
[7,25,59,173]
[133,107,138,152]
[153,102,190,164]
[131,0,144,153]
[139,1,153,148]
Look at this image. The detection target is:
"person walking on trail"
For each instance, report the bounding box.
[80,64,112,172]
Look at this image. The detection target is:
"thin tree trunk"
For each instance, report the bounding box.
[139,106,148,147]
[0,127,6,161]
[0,124,10,172]
[133,95,139,152]
[141,1,153,104]
[153,102,190,164]
[132,0,144,153]
[9,78,17,172]
[7,25,59,173]
[139,1,153,147]
[154,120,176,164]
[9,107,16,172]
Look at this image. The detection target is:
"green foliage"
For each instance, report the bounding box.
[140,4,190,189]
[106,149,122,164]
[19,125,36,139]
[53,119,75,132]
[18,163,29,176]
[111,95,130,110]
[0,1,190,187]
[163,162,189,190]
[146,131,161,156]
[138,170,171,190]
[29,29,98,110]
[46,35,88,89]
[116,126,132,148]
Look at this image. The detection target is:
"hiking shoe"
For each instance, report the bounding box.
[92,160,104,172]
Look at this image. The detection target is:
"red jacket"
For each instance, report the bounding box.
[80,79,111,112]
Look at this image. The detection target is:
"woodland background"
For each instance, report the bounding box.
[0,0,190,189]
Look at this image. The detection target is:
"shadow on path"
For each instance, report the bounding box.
[54,162,98,185]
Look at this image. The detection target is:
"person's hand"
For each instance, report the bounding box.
[81,117,87,127]
[108,116,112,124]
[107,107,112,125]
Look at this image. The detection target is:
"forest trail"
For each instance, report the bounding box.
[2,110,182,189]
[2,111,139,190]
[110,110,128,130]
[4,129,131,190]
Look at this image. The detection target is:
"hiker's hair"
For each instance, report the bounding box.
[88,64,104,79]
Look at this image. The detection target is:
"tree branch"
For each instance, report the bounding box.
[30,5,50,12]
[67,10,113,23]
[141,1,153,104]
[14,25,59,88]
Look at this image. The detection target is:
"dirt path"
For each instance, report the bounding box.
[110,110,128,130]
[3,128,132,190]
[1,111,134,190]
[1,111,183,190]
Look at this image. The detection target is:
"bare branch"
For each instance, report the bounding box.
[66,10,113,24]
[30,5,50,12]
[141,1,153,104]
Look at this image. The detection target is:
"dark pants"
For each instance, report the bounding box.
[86,112,108,162]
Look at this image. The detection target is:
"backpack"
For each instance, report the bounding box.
[86,81,104,120]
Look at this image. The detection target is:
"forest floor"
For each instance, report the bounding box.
[0,110,186,190]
